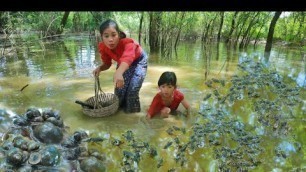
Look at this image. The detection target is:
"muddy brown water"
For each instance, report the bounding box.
[0,35,305,171]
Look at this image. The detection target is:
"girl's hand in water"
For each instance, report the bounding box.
[146,114,151,119]
[161,107,171,118]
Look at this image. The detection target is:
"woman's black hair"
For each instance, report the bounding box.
[99,19,126,38]
[158,71,177,87]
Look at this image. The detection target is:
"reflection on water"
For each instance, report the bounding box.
[0,36,305,171]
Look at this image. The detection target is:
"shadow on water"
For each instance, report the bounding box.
[0,35,305,171]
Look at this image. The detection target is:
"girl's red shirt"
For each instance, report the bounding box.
[98,38,142,66]
[147,89,184,118]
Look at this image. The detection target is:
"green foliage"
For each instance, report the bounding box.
[275,12,305,43]
[0,11,304,46]
[113,12,141,35]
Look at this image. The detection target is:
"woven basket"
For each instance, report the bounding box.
[82,77,119,117]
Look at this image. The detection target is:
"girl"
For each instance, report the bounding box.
[93,19,148,113]
[147,71,190,119]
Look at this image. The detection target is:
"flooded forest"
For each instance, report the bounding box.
[0,11,305,171]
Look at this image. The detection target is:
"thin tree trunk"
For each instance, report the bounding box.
[264,11,282,56]
[138,12,144,45]
[217,12,224,42]
[234,12,251,46]
[265,11,282,57]
[289,13,297,42]
[209,14,218,41]
[57,11,70,35]
[204,21,211,42]
[239,12,260,49]
[225,12,238,44]
[174,12,185,48]
[254,25,264,47]
[254,14,270,47]
[202,16,215,43]
[245,27,257,48]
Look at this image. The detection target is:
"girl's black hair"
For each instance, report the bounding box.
[158,71,177,87]
[99,19,126,38]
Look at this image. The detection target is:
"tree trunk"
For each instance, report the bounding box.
[254,24,264,47]
[149,12,161,53]
[202,16,215,43]
[217,12,224,42]
[254,14,269,47]
[203,21,211,42]
[225,12,238,44]
[138,12,144,45]
[174,12,185,48]
[209,14,218,41]
[264,11,282,57]
[56,11,70,35]
[239,12,260,49]
[289,13,297,42]
[234,12,251,47]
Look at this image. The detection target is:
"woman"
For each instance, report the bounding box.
[93,19,148,113]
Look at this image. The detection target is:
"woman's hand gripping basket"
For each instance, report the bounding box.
[77,76,119,117]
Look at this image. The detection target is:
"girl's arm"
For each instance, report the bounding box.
[147,94,161,119]
[181,99,191,116]
[160,107,171,118]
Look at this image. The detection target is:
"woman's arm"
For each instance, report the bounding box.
[100,63,111,71]
[93,63,111,76]
[114,62,129,88]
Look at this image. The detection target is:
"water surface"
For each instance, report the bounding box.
[0,35,305,171]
